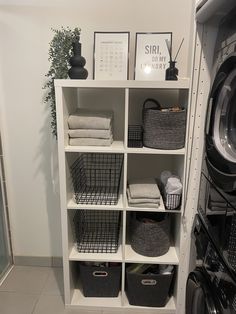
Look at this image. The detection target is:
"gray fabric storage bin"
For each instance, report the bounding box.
[142,98,186,150]
[126,266,174,307]
[80,263,121,297]
[130,212,170,257]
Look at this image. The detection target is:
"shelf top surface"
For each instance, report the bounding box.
[55,78,190,89]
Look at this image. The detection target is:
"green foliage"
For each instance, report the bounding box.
[44,27,81,136]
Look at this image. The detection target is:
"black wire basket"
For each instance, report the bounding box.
[70,153,124,205]
[73,210,121,253]
[163,192,182,210]
[128,125,143,148]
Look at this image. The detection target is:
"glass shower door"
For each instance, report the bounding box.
[0,155,11,280]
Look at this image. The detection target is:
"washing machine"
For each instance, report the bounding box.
[205,7,236,192]
[186,173,236,313]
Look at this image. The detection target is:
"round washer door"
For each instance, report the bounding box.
[206,55,236,191]
[186,270,221,314]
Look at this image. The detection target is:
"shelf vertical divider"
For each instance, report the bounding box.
[121,88,129,305]
[124,88,129,149]
[55,85,71,304]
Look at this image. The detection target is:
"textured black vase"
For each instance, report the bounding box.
[165,61,178,81]
[68,40,88,79]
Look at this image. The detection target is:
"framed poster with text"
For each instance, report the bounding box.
[134,32,172,81]
[93,32,130,80]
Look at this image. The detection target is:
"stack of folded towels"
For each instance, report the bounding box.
[67,108,113,146]
[127,178,161,208]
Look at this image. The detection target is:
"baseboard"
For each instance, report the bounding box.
[14,256,63,267]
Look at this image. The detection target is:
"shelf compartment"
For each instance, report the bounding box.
[70,289,122,308]
[123,293,176,313]
[70,153,124,206]
[125,244,179,265]
[73,210,121,254]
[65,140,124,153]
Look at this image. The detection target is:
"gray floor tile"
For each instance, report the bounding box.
[33,295,100,314]
[0,266,50,294]
[42,267,64,296]
[0,291,38,314]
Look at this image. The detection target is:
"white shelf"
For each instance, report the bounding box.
[55,78,190,311]
[70,289,122,308]
[65,141,124,153]
[126,147,185,155]
[55,78,190,89]
[67,193,124,210]
[69,244,123,262]
[125,244,179,265]
[123,293,176,313]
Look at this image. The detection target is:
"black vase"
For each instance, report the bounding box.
[68,41,88,79]
[165,61,178,81]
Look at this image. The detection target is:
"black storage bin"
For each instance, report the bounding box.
[130,212,170,257]
[70,153,123,205]
[126,267,174,307]
[128,125,143,148]
[80,263,121,297]
[73,210,121,253]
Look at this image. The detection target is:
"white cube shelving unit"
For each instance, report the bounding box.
[55,79,191,313]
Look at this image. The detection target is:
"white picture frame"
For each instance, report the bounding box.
[93,32,130,80]
[134,32,172,81]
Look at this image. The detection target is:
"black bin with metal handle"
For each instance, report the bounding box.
[79,263,121,297]
[126,266,174,307]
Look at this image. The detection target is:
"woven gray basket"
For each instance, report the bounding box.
[130,213,170,257]
[142,98,186,149]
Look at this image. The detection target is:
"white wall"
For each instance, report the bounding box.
[0,0,193,258]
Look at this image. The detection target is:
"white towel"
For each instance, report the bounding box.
[129,178,160,199]
[68,128,112,139]
[165,177,182,195]
[68,109,113,130]
[69,137,113,146]
[127,188,160,204]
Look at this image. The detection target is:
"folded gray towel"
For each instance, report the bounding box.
[127,188,160,204]
[128,202,160,208]
[68,128,112,139]
[69,137,113,146]
[68,109,113,130]
[129,178,160,199]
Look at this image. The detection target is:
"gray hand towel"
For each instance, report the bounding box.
[128,202,160,208]
[127,188,160,204]
[68,109,113,130]
[69,137,113,146]
[68,128,112,139]
[128,178,160,199]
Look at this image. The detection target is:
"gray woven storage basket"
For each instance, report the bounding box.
[130,212,170,257]
[142,98,186,149]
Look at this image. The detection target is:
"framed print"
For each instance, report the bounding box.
[134,32,172,81]
[93,32,130,80]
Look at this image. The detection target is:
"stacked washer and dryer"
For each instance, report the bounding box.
[186,1,236,313]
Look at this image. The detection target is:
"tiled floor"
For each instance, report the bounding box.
[0,266,102,314]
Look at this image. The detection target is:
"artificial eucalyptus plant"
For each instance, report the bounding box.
[44,27,81,136]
